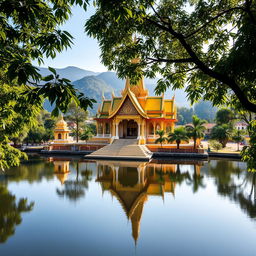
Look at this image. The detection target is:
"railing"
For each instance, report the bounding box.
[147,135,157,139]
[147,146,205,154]
[95,134,111,138]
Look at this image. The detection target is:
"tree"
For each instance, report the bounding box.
[194,100,218,122]
[0,185,34,243]
[242,120,256,171]
[155,130,168,148]
[56,162,92,202]
[65,102,88,142]
[0,0,94,169]
[80,127,93,144]
[232,130,244,151]
[209,140,223,152]
[186,115,207,149]
[177,107,194,125]
[168,127,189,149]
[215,108,234,125]
[211,124,232,148]
[86,0,256,113]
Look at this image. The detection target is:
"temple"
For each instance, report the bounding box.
[93,65,177,144]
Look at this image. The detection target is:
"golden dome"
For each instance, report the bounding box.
[55,115,69,131]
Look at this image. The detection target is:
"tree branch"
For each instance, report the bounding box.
[245,0,256,25]
[146,57,193,63]
[146,17,256,113]
[185,7,244,38]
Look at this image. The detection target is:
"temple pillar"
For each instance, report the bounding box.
[171,122,175,132]
[115,122,119,139]
[112,121,115,137]
[137,121,141,139]
[102,122,105,137]
[96,122,99,136]
[153,121,156,137]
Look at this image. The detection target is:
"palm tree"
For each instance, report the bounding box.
[186,115,207,149]
[80,127,93,144]
[168,127,189,149]
[232,130,243,151]
[155,130,168,148]
[211,124,232,148]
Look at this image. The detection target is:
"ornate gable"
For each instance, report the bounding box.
[117,97,140,115]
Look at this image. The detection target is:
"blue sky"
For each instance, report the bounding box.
[36,5,107,72]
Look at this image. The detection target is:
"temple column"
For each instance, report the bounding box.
[171,122,175,132]
[96,122,98,136]
[111,121,115,137]
[161,121,164,131]
[102,122,105,137]
[137,121,141,139]
[153,121,156,137]
[115,122,119,139]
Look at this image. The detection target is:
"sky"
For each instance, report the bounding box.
[35,5,107,72]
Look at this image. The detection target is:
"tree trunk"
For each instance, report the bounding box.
[76,121,79,143]
[237,142,239,151]
[194,137,196,149]
[177,142,180,149]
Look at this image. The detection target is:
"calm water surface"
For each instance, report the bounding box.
[0,156,256,256]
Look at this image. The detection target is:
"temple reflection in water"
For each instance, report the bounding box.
[48,157,70,185]
[96,160,203,243]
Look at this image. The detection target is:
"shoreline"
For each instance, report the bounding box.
[24,148,243,161]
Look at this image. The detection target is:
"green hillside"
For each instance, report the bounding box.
[41,66,191,115]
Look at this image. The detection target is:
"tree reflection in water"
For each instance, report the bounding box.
[1,157,256,246]
[56,162,92,202]
[208,160,256,218]
[0,185,34,243]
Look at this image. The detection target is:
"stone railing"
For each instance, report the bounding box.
[147,146,205,154]
[95,134,112,138]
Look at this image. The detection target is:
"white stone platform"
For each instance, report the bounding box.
[84,139,152,161]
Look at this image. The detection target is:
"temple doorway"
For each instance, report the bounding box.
[119,120,138,139]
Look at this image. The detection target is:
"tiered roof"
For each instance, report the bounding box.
[96,77,176,120]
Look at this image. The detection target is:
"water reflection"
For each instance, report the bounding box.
[0,185,34,243]
[0,156,256,255]
[96,160,205,243]
[208,160,256,218]
[52,159,93,202]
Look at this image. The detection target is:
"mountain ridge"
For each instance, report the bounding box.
[40,66,191,114]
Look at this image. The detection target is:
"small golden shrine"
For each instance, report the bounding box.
[93,67,177,144]
[53,115,71,143]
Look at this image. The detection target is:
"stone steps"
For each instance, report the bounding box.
[85,139,152,160]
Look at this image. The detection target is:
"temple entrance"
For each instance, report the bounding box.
[119,120,138,139]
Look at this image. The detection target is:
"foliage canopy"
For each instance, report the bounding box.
[0,0,94,168]
[86,0,256,112]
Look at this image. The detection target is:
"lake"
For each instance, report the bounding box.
[0,156,255,256]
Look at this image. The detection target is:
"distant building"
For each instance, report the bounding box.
[204,123,216,136]
[234,121,248,131]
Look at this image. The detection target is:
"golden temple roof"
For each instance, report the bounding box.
[96,77,176,120]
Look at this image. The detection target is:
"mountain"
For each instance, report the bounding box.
[38,66,99,82]
[73,76,113,114]
[97,72,125,92]
[40,66,191,114]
